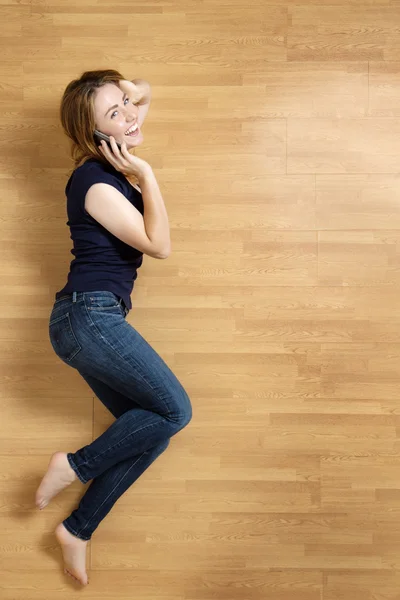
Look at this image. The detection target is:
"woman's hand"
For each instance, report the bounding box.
[118,79,151,106]
[118,78,151,129]
[118,79,143,105]
[99,137,152,180]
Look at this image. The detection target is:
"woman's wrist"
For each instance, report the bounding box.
[137,164,154,182]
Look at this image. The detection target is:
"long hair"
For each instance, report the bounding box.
[60,69,125,169]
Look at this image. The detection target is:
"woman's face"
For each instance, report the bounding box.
[93,83,144,149]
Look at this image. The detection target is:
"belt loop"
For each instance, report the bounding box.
[72,291,77,303]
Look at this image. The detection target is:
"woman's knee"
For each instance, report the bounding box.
[172,386,192,429]
[152,437,170,456]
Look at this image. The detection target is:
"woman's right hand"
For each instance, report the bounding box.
[99,137,152,180]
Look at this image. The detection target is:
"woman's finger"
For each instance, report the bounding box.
[99,140,117,166]
[120,140,131,159]
[99,139,129,173]
[99,140,112,159]
[119,80,141,104]
[109,136,122,158]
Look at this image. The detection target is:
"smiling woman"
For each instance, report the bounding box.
[93,78,151,148]
[37,69,187,587]
[59,70,151,169]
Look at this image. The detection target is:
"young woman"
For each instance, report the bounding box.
[35,70,192,586]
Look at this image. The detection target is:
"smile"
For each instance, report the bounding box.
[124,123,139,137]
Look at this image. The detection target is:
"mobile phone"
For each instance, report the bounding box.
[94,129,122,150]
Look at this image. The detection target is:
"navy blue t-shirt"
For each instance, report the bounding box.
[55,158,144,311]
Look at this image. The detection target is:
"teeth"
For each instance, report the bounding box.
[125,123,138,135]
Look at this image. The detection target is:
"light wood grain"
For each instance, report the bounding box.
[288,119,400,173]
[288,6,400,61]
[2,0,400,599]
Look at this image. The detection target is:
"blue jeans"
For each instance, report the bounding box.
[48,291,192,541]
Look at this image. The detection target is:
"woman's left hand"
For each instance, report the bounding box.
[118,79,141,104]
[118,79,150,106]
[118,79,151,129]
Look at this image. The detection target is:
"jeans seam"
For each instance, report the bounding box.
[82,301,173,413]
[75,450,147,538]
[76,418,174,474]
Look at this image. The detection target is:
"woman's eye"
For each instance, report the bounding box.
[111,98,130,118]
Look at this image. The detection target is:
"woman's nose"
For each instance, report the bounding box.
[125,109,136,122]
[126,104,138,120]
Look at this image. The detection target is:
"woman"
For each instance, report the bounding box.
[35,70,192,586]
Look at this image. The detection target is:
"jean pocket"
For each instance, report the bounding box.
[86,293,125,315]
[49,312,82,363]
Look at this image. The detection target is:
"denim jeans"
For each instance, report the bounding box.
[48,291,192,541]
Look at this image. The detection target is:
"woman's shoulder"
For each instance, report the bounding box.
[66,158,123,194]
[76,157,110,174]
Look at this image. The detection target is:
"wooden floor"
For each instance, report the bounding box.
[3,0,400,598]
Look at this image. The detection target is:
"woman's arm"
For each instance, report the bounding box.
[138,168,170,258]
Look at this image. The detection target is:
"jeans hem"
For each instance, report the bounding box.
[67,452,88,484]
[63,519,91,541]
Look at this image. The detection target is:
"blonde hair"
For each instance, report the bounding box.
[60,69,125,169]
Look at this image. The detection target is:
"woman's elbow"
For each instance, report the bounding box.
[155,247,171,260]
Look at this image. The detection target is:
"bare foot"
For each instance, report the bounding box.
[35,452,77,510]
[55,523,88,586]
